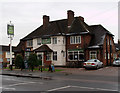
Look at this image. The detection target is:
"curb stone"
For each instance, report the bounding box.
[1,73,52,80]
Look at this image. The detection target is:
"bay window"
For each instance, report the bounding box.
[68,51,84,61]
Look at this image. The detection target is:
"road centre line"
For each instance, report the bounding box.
[70,85,118,91]
[47,85,118,91]
[47,86,71,91]
[0,87,16,90]
[3,77,44,85]
[4,82,36,87]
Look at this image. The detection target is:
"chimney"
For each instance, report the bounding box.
[67,10,74,26]
[43,15,49,29]
[79,16,84,21]
[118,39,120,44]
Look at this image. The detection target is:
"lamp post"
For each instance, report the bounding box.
[7,21,14,70]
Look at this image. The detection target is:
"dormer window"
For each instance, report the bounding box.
[27,40,33,47]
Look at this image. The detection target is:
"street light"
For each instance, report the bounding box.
[7,21,14,70]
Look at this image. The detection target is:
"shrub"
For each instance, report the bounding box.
[27,53,39,71]
[15,54,24,70]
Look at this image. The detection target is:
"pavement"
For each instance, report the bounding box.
[1,66,119,79]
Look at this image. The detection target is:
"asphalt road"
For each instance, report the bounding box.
[1,67,120,93]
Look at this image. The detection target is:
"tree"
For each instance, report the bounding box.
[27,53,39,71]
[15,54,24,71]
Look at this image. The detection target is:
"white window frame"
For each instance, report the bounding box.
[70,36,81,44]
[68,51,84,61]
[108,38,109,45]
[89,51,97,59]
[105,52,106,59]
[108,53,110,59]
[53,51,57,61]
[37,38,41,45]
[0,58,3,62]
[52,37,57,44]
[27,40,33,47]
[110,40,112,45]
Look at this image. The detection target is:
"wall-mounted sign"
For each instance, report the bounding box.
[68,49,84,52]
[7,24,14,35]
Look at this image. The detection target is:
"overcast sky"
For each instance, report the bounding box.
[0,0,119,46]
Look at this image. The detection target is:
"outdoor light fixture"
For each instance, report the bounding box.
[61,50,64,53]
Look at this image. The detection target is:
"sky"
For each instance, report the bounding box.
[0,0,119,46]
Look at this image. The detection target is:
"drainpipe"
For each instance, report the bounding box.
[106,36,108,66]
[109,37,112,66]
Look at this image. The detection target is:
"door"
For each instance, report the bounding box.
[37,53,44,66]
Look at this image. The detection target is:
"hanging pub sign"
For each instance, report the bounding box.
[7,23,14,35]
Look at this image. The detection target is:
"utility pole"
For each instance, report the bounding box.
[7,21,14,70]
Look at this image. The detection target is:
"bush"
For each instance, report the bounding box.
[27,53,39,71]
[15,54,24,70]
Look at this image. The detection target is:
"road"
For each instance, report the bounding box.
[1,67,120,93]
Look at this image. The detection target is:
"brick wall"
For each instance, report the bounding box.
[102,34,116,66]
[66,34,92,62]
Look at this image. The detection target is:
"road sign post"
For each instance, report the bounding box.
[7,21,14,70]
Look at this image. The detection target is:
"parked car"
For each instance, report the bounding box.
[113,58,120,66]
[83,59,103,69]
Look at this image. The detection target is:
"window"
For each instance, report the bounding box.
[68,52,74,60]
[7,58,10,62]
[46,52,51,61]
[110,40,112,45]
[37,38,41,45]
[52,37,57,44]
[0,58,3,62]
[63,38,65,44]
[53,52,57,61]
[105,52,106,59]
[70,36,81,44]
[0,51,2,55]
[108,53,110,59]
[68,51,84,61]
[113,54,117,59]
[27,40,33,47]
[42,38,51,44]
[90,51,97,59]
[108,39,109,45]
[7,52,10,55]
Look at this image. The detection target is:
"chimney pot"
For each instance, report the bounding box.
[79,16,84,21]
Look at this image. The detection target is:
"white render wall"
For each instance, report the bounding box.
[33,36,66,66]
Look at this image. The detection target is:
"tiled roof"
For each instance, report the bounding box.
[21,17,90,41]
[34,45,53,52]
[13,41,23,52]
[20,16,113,48]
[88,25,113,47]
[115,43,120,50]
